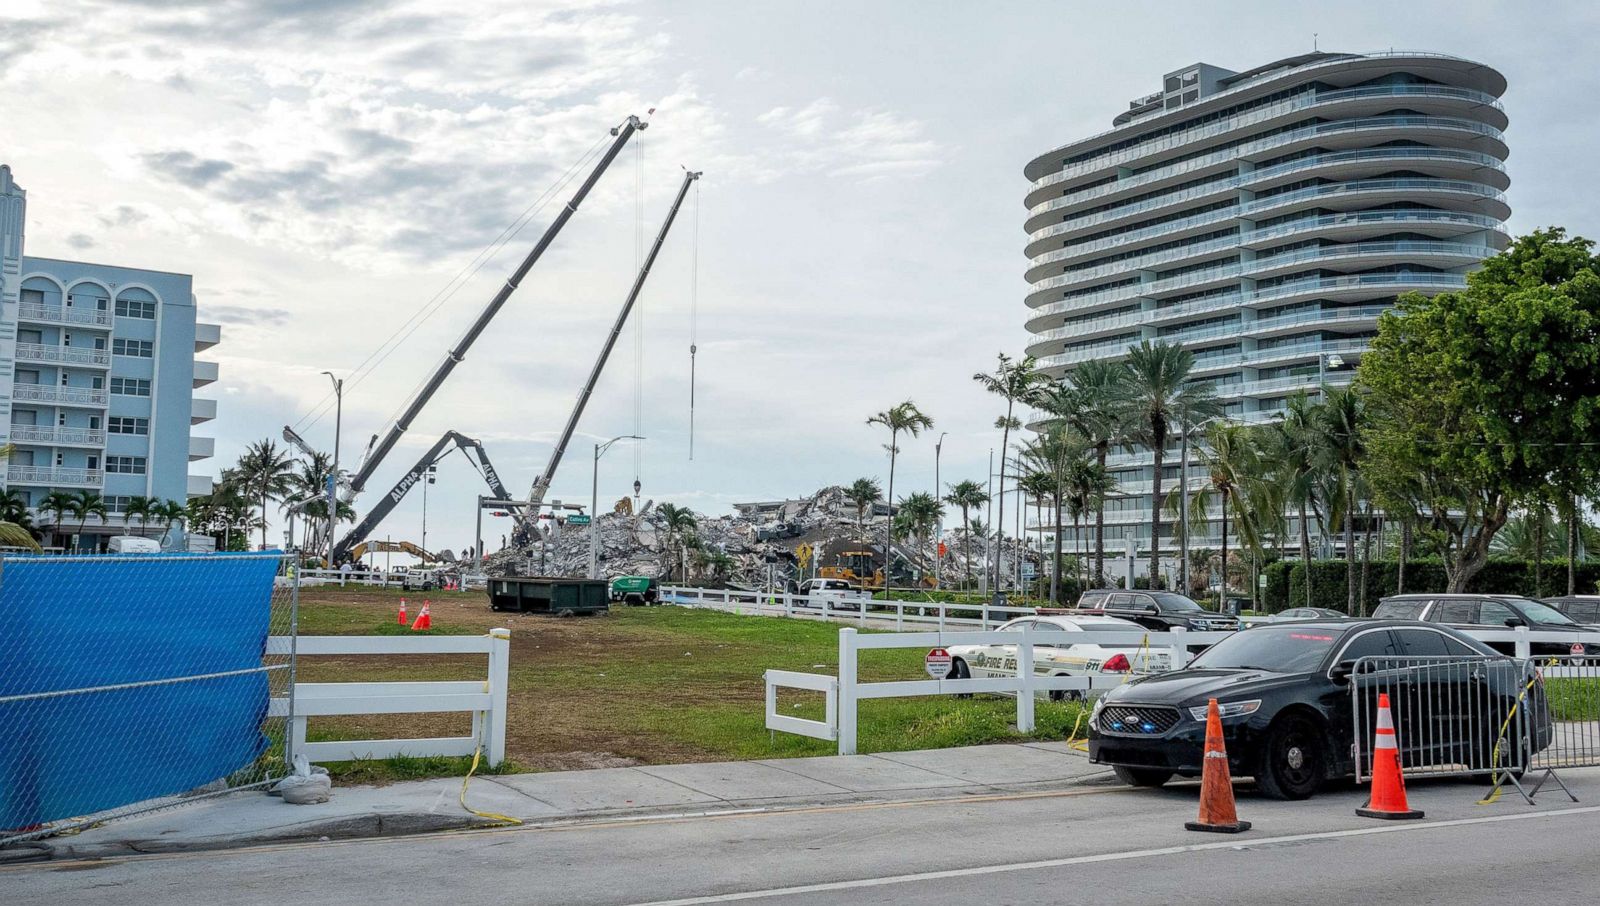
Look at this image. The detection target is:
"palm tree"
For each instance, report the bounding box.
[232,439,296,549]
[153,499,187,546]
[866,401,934,587]
[124,494,157,537]
[655,503,697,581]
[942,479,988,589]
[1272,392,1326,608]
[0,486,39,551]
[1065,452,1115,593]
[66,490,108,550]
[892,492,945,585]
[844,478,882,545]
[1168,423,1261,604]
[1019,428,1079,602]
[1319,386,1367,615]
[1040,360,1133,586]
[1123,340,1218,587]
[38,489,74,545]
[973,353,1047,591]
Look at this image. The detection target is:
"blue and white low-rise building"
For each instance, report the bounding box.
[0,164,220,548]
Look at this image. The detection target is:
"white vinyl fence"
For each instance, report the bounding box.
[663,585,1041,630]
[265,629,511,767]
[768,625,1600,756]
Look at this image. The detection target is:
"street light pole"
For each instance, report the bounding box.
[934,431,946,588]
[592,435,644,579]
[321,371,342,567]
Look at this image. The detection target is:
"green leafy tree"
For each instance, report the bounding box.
[0,479,39,551]
[942,479,989,588]
[1318,386,1368,613]
[1361,228,1600,592]
[866,401,934,584]
[844,477,882,545]
[1050,360,1134,585]
[973,353,1047,590]
[1123,340,1219,586]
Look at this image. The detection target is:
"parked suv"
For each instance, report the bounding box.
[1074,589,1240,632]
[797,578,873,611]
[1371,593,1600,659]
[1540,596,1600,626]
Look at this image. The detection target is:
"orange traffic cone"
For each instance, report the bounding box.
[1185,698,1251,834]
[410,600,432,631]
[1357,692,1424,820]
[398,598,408,626]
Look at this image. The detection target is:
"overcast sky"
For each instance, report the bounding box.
[3,0,1597,556]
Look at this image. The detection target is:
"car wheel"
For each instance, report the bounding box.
[951,658,972,699]
[1255,714,1325,801]
[1112,765,1173,788]
[1048,673,1082,703]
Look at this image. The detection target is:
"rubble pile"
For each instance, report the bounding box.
[482,485,1042,590]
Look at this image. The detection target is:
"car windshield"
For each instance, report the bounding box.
[1150,593,1203,612]
[1186,625,1346,673]
[1509,598,1577,625]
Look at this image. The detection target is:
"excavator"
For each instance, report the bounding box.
[330,430,512,564]
[347,539,437,564]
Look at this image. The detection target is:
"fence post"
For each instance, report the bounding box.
[486,628,510,767]
[895,602,903,631]
[1513,625,1531,661]
[1167,626,1187,670]
[938,603,946,631]
[859,598,868,626]
[784,592,793,617]
[838,628,858,755]
[982,600,989,628]
[1016,624,1035,733]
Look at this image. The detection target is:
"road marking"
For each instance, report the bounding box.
[616,804,1600,905]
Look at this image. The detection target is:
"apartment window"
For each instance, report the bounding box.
[16,370,39,385]
[104,495,132,514]
[89,415,101,430]
[115,298,156,319]
[20,288,45,306]
[63,332,72,346]
[110,378,151,397]
[106,456,146,474]
[87,454,100,471]
[54,451,64,466]
[57,411,66,427]
[112,338,154,358]
[108,416,149,435]
[60,371,70,386]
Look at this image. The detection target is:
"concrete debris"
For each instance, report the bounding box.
[480,485,1041,589]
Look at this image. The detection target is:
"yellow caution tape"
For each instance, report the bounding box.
[1476,658,1553,806]
[458,668,523,827]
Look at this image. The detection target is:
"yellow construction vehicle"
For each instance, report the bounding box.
[348,539,438,564]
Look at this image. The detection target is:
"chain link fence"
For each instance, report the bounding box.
[0,552,296,848]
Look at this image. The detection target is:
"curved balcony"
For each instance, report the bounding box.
[1028,175,1508,265]
[1033,84,1503,188]
[1026,146,1509,230]
[1028,202,1504,283]
[1024,268,1466,335]
[1025,114,1508,210]
[1245,239,1492,280]
[1038,335,1374,377]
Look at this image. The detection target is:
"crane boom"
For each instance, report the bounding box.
[520,169,702,530]
[349,115,648,493]
[333,430,512,563]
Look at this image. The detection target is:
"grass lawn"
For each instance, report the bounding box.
[287,586,1088,781]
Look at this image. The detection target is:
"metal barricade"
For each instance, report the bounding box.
[1351,655,1533,782]
[1522,655,1599,801]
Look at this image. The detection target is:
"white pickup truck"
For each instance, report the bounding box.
[797,578,874,611]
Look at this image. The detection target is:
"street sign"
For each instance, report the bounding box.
[925,647,953,679]
[567,514,592,525]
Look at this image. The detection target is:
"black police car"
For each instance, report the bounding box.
[1088,620,1551,800]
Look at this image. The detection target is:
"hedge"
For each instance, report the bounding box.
[1261,559,1600,613]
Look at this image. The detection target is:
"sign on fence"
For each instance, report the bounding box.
[925,647,953,679]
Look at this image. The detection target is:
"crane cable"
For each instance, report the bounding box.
[631,126,645,494]
[290,128,615,434]
[688,176,700,461]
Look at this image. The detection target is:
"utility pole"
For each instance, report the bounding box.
[421,464,436,555]
[934,431,946,588]
[322,371,342,567]
[1178,416,1189,594]
[591,435,643,579]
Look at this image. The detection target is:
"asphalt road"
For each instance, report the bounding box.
[9,770,1599,905]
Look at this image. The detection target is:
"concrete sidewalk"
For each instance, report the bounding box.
[25,742,1111,860]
